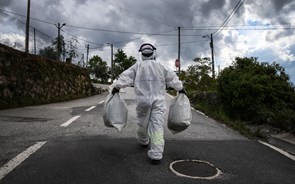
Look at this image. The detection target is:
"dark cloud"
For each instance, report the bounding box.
[200,0,226,17]
[43,0,57,7]
[266,29,295,42]
[155,0,196,27]
[0,0,14,8]
[271,0,293,12]
[1,0,295,83]
[74,0,89,6]
[0,0,244,52]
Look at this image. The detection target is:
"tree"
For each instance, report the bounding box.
[218,57,295,131]
[113,49,136,79]
[39,46,57,60]
[183,57,216,93]
[65,37,79,63]
[52,35,65,60]
[39,36,79,62]
[87,55,110,83]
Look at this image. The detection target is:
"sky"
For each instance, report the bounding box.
[0,0,295,84]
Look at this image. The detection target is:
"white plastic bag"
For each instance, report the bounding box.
[103,93,128,131]
[168,93,192,134]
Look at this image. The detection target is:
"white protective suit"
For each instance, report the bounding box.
[114,49,183,160]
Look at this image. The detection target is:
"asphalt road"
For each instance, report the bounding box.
[0,87,294,184]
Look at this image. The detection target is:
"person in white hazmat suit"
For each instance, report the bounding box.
[112,43,186,164]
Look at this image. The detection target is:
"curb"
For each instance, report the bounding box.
[268,133,295,156]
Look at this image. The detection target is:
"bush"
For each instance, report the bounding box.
[217,57,295,132]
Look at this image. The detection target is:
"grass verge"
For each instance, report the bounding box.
[192,101,262,139]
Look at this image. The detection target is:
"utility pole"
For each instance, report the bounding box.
[106,43,114,82]
[62,42,65,62]
[57,23,61,60]
[218,65,220,76]
[85,44,89,67]
[81,54,84,67]
[203,34,216,78]
[56,23,66,61]
[177,26,181,75]
[110,43,113,82]
[34,28,36,54]
[25,0,30,53]
[210,33,215,79]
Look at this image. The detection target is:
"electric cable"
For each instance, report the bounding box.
[60,29,104,46]
[112,28,177,46]
[183,27,295,31]
[213,0,246,35]
[157,39,209,47]
[65,24,180,36]
[0,8,55,25]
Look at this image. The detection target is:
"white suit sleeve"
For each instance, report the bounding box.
[114,63,137,89]
[165,66,183,91]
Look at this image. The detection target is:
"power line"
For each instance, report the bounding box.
[183,24,295,30]
[0,8,179,37]
[65,25,207,36]
[183,27,295,31]
[60,29,104,46]
[112,28,177,45]
[0,10,55,40]
[65,24,180,36]
[213,0,245,35]
[0,8,55,25]
[62,28,184,51]
[149,39,209,47]
[1,8,180,38]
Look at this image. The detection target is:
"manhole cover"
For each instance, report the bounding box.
[170,160,222,180]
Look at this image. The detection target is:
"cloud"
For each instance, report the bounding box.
[0,33,25,50]
[0,0,14,8]
[282,61,295,85]
[271,0,293,12]
[1,0,295,83]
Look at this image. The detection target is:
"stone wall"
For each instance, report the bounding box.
[0,44,97,109]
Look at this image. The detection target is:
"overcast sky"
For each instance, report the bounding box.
[1,0,295,84]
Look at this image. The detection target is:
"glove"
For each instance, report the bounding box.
[111,87,120,95]
[178,88,186,95]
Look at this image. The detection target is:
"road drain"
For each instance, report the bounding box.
[169,160,222,180]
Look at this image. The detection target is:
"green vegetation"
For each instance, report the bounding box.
[87,55,110,83]
[113,49,136,79]
[217,57,295,132]
[39,36,79,62]
[181,56,295,137]
[87,49,136,83]
[180,57,217,94]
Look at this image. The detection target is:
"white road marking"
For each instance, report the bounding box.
[98,101,104,104]
[85,106,96,112]
[60,115,81,127]
[191,107,206,115]
[0,141,46,181]
[259,140,295,161]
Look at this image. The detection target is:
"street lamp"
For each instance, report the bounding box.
[55,23,66,61]
[203,34,215,79]
[106,43,114,82]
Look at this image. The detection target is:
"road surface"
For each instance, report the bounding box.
[0,87,294,184]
